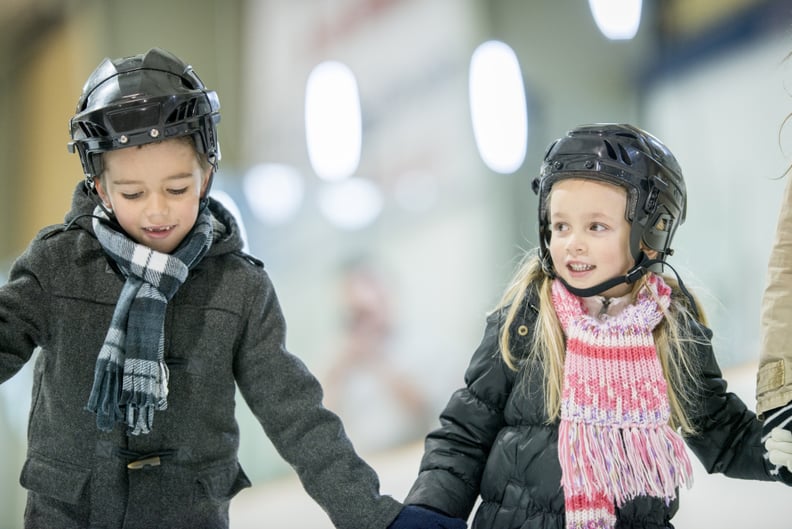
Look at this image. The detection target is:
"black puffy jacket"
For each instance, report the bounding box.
[405,288,781,529]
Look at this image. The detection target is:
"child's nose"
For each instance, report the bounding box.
[146,193,169,216]
[566,233,585,254]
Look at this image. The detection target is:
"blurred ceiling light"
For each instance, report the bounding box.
[242,163,304,225]
[209,189,250,252]
[469,40,528,174]
[318,177,383,230]
[305,61,362,181]
[589,0,642,40]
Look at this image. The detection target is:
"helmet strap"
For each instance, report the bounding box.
[198,165,216,212]
[555,255,649,298]
[554,253,700,319]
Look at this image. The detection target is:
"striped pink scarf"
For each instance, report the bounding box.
[552,274,693,529]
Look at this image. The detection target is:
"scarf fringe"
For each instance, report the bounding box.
[559,420,693,506]
[86,356,124,431]
[119,358,170,435]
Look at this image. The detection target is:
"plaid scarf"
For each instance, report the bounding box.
[552,274,693,529]
[86,205,214,435]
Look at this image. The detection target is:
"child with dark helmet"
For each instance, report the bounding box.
[0,48,462,529]
[399,124,792,529]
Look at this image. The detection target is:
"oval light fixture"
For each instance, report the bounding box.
[469,40,528,174]
[305,61,362,181]
[589,0,642,40]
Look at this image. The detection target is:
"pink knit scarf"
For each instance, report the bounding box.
[552,274,693,529]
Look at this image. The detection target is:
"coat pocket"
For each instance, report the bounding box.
[19,454,91,505]
[197,461,252,503]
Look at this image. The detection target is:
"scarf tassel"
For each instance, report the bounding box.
[119,359,170,435]
[559,421,693,506]
[86,355,124,432]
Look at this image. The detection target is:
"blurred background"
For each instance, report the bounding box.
[1,0,791,527]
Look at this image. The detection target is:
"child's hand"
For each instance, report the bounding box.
[766,427,792,470]
[387,505,467,529]
[763,408,792,485]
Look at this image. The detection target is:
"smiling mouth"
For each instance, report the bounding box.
[143,226,174,233]
[568,263,594,272]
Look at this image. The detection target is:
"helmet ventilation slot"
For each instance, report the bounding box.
[603,140,617,160]
[167,98,200,124]
[77,121,109,139]
[618,143,633,165]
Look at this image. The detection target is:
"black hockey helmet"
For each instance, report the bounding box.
[532,123,686,275]
[68,47,221,187]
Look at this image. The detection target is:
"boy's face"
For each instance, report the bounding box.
[547,178,634,298]
[95,139,210,254]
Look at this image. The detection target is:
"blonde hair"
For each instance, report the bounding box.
[495,253,707,435]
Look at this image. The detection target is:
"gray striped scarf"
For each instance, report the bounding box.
[86,205,214,435]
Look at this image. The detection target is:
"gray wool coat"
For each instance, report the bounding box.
[0,183,402,529]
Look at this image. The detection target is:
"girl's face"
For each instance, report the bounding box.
[95,139,210,254]
[547,178,634,298]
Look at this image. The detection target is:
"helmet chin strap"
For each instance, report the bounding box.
[553,253,700,319]
[198,165,217,212]
[556,252,651,298]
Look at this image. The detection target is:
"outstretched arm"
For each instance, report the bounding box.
[756,175,792,474]
[234,270,403,529]
[685,322,779,482]
[757,175,792,417]
[404,310,518,521]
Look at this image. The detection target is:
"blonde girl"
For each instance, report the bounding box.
[399,124,792,529]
